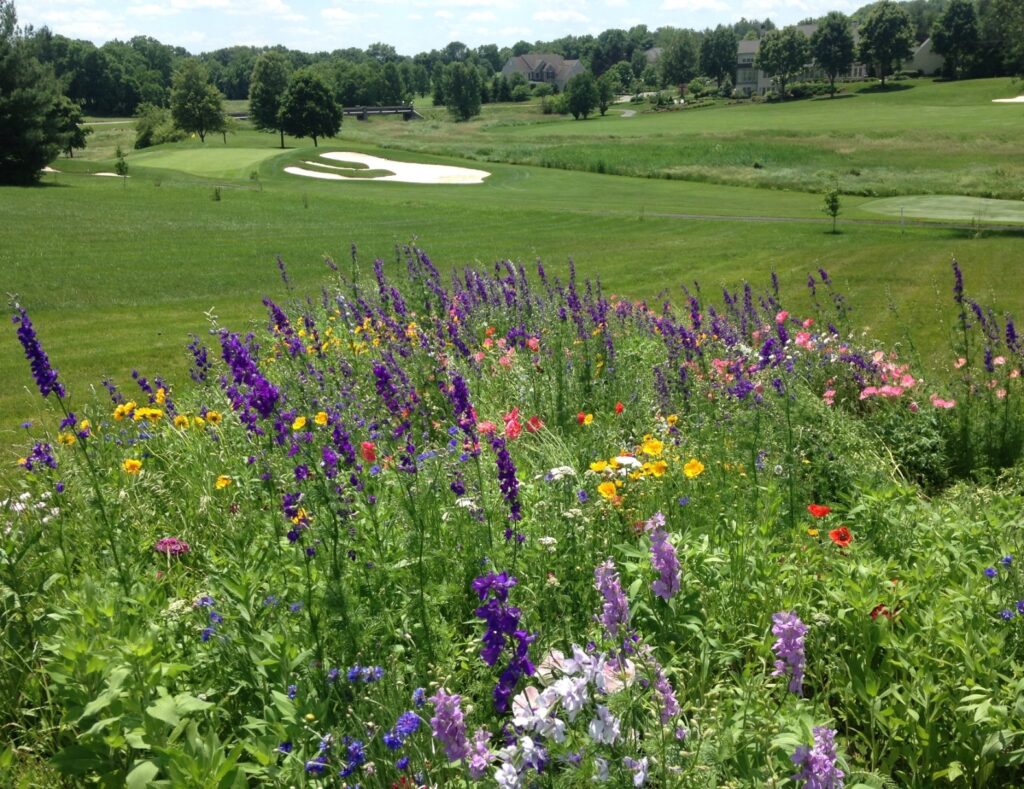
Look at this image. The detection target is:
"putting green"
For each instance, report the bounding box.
[861,195,1024,224]
[129,147,288,178]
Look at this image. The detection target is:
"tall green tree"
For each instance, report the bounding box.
[858,0,916,87]
[170,58,224,142]
[0,0,64,184]
[249,51,290,148]
[811,12,855,97]
[699,25,738,87]
[596,73,615,115]
[659,29,699,89]
[54,94,90,157]
[278,69,341,147]
[756,26,810,99]
[932,0,979,79]
[443,62,481,121]
[565,72,598,119]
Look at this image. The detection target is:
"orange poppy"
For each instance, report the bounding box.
[807,504,831,518]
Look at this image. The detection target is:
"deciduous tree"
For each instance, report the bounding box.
[249,51,290,147]
[444,61,481,121]
[170,58,225,142]
[811,12,855,97]
[756,27,810,99]
[699,25,738,87]
[278,68,341,147]
[858,0,915,87]
[932,0,979,79]
[565,72,598,119]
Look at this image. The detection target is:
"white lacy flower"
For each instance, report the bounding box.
[546,466,576,481]
[494,761,521,789]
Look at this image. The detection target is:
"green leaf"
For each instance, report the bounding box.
[125,760,160,789]
[51,744,107,776]
[147,695,181,728]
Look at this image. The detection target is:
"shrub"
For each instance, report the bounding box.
[133,103,185,149]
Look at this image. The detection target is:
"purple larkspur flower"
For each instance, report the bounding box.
[13,307,66,399]
[595,560,630,640]
[429,688,470,762]
[771,611,809,695]
[645,512,680,601]
[491,437,522,521]
[791,726,845,789]
[468,728,492,779]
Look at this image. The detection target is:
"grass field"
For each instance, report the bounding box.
[3,77,1023,452]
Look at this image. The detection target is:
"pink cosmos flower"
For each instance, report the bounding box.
[775,310,789,324]
[930,394,956,409]
[954,357,967,369]
[477,420,497,435]
[526,337,540,352]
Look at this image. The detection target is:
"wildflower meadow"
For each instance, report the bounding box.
[4,250,1024,787]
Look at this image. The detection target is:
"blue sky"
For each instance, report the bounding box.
[18,0,864,55]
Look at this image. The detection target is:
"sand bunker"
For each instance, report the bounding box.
[992,96,1024,103]
[95,172,129,177]
[42,166,60,173]
[285,152,489,185]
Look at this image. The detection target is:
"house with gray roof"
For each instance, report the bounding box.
[501,53,585,91]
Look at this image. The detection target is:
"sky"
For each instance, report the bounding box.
[17,0,866,56]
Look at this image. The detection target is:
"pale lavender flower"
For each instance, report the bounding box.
[645,512,680,600]
[623,756,649,787]
[468,728,493,779]
[429,688,470,761]
[791,726,845,789]
[587,705,620,745]
[772,611,809,695]
[595,560,630,640]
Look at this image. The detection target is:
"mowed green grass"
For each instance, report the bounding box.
[129,147,291,178]
[344,78,1024,198]
[3,80,1023,449]
[862,195,1024,223]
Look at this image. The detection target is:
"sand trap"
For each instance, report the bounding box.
[285,152,489,185]
[42,166,60,173]
[993,96,1024,103]
[95,172,129,177]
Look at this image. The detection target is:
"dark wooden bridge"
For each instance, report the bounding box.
[342,105,423,121]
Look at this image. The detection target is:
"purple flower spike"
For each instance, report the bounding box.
[791,726,845,788]
[771,611,809,695]
[13,307,66,399]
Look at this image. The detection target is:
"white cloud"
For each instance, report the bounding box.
[322,6,359,22]
[533,9,588,23]
[169,0,231,9]
[660,0,729,11]
[465,10,496,22]
[499,25,531,36]
[127,4,179,17]
[435,9,454,18]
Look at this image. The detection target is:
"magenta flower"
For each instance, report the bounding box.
[154,537,190,556]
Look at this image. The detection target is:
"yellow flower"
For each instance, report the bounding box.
[155,387,166,405]
[79,419,91,432]
[641,437,664,457]
[17,457,27,466]
[133,407,163,423]
[597,481,618,500]
[57,432,76,446]
[215,475,232,490]
[122,458,142,474]
[666,414,678,426]
[683,458,705,479]
[205,410,221,425]
[292,416,307,431]
[173,415,190,429]
[589,460,609,473]
[649,460,669,477]
[583,413,594,426]
[314,411,329,427]
[193,416,206,428]
[807,528,820,538]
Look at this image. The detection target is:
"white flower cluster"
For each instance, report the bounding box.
[2,490,60,537]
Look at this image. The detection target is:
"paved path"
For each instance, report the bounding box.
[639,210,1024,233]
[619,108,637,118]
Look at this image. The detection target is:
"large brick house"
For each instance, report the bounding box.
[500,53,585,91]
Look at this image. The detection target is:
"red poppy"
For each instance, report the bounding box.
[828,526,852,548]
[869,604,893,621]
[807,504,832,518]
[615,401,624,414]
[525,415,544,433]
[360,441,376,463]
[576,412,587,425]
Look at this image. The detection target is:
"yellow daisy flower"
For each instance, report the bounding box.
[683,458,705,479]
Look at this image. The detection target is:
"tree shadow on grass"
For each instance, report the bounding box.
[856,83,915,94]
